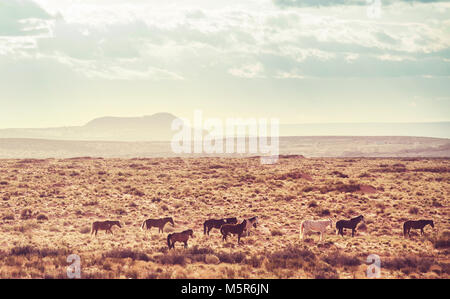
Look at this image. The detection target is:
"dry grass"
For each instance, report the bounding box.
[0,157,448,278]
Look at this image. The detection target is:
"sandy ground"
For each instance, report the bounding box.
[0,156,448,278]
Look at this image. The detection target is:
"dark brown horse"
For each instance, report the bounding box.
[220,220,247,244]
[141,217,174,233]
[167,229,194,249]
[91,220,121,236]
[203,217,238,235]
[336,215,364,237]
[403,220,434,237]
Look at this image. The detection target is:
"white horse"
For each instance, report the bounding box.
[300,219,332,241]
[243,216,258,236]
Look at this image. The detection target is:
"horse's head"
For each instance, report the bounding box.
[359,215,364,222]
[242,219,247,227]
[114,221,122,228]
[188,229,194,237]
[429,220,434,228]
[168,217,175,226]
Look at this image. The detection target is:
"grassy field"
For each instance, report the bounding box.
[0,156,448,279]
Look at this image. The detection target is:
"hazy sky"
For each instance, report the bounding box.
[0,0,449,128]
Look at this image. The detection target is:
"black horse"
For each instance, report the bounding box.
[336,215,364,237]
[403,220,434,237]
[203,217,238,235]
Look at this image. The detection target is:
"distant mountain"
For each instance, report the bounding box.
[0,113,180,141]
[0,114,449,141]
[280,122,450,139]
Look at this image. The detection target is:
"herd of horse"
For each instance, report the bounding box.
[91,215,435,249]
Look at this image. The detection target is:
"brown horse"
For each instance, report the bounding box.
[167,229,194,249]
[220,220,247,244]
[141,217,174,233]
[203,217,238,235]
[403,220,434,237]
[91,220,122,236]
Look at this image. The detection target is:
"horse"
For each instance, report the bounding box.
[91,220,121,236]
[167,229,194,249]
[141,217,174,233]
[220,220,247,244]
[203,217,238,236]
[336,215,364,237]
[243,216,258,236]
[300,219,333,241]
[403,220,434,237]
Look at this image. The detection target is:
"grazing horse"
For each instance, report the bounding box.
[91,220,121,236]
[167,229,194,249]
[300,219,333,241]
[203,217,238,236]
[243,216,258,236]
[220,220,247,244]
[141,217,174,233]
[403,220,434,237]
[336,215,364,237]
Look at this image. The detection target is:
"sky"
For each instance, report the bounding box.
[0,0,449,128]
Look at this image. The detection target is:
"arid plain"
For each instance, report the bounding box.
[0,156,448,278]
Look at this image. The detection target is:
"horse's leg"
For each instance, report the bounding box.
[184,241,188,248]
[421,228,424,235]
[352,228,355,237]
[238,233,241,245]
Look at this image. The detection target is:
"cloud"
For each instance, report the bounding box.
[228,63,265,78]
[273,0,450,7]
[0,0,55,36]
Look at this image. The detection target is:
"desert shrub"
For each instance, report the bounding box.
[432,231,450,249]
[20,209,33,220]
[82,200,98,206]
[103,249,151,262]
[158,254,186,266]
[331,171,348,178]
[318,209,331,216]
[302,186,316,193]
[412,167,449,173]
[408,207,419,214]
[80,226,91,234]
[217,252,246,264]
[383,255,434,273]
[36,214,48,221]
[323,251,361,267]
[2,213,14,220]
[308,200,318,208]
[266,246,316,271]
[244,255,264,268]
[314,264,339,279]
[271,229,283,236]
[10,246,68,258]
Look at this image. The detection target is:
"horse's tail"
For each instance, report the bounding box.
[403,222,407,237]
[300,222,304,238]
[91,222,95,235]
[203,222,207,235]
[141,220,146,231]
[220,226,225,236]
[167,233,172,249]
